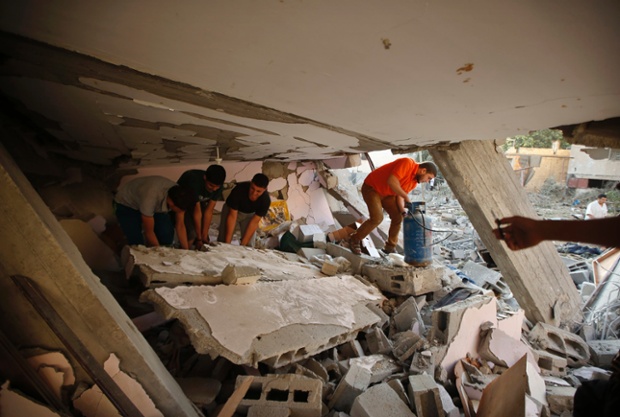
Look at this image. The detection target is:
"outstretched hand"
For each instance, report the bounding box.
[492,216,544,250]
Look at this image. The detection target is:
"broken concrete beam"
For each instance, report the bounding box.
[328,362,373,413]
[587,339,620,368]
[350,383,416,417]
[362,263,443,296]
[407,374,445,417]
[528,322,590,367]
[236,374,322,417]
[534,349,568,377]
[545,385,576,415]
[140,275,383,367]
[221,264,261,285]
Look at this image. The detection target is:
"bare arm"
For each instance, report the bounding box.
[223,208,238,243]
[386,174,411,203]
[201,200,217,243]
[175,211,190,249]
[493,215,620,250]
[141,215,159,247]
[192,202,202,241]
[240,215,262,246]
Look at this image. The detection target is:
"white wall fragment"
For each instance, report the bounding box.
[73,354,163,417]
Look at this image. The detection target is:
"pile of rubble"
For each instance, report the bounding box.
[123,224,620,417]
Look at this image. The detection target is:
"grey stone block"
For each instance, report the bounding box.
[407,374,445,417]
[587,339,620,368]
[350,383,415,417]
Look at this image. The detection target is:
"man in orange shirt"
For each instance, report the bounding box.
[349,158,438,255]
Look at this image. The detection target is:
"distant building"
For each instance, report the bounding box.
[503,147,571,192]
[567,145,620,189]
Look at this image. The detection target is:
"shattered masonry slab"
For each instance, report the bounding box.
[362,263,443,296]
[124,245,324,287]
[236,374,322,417]
[140,275,383,367]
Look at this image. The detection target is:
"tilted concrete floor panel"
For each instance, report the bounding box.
[140,276,384,367]
[125,244,326,287]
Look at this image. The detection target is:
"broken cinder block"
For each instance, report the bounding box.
[236,374,322,417]
[407,374,445,417]
[362,263,443,296]
[528,322,590,367]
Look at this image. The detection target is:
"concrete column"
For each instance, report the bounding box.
[429,140,581,326]
[0,143,199,416]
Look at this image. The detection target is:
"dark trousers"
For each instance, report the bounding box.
[573,378,620,417]
[115,203,174,246]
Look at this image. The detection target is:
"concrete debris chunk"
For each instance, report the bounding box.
[349,354,401,384]
[221,264,262,285]
[534,349,568,377]
[362,263,443,296]
[461,260,501,287]
[586,339,620,368]
[328,361,373,413]
[545,385,576,415]
[407,374,445,417]
[364,327,392,355]
[350,383,416,417]
[391,331,427,362]
[393,296,425,334]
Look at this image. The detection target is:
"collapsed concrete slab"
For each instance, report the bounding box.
[140,275,384,367]
[124,244,324,287]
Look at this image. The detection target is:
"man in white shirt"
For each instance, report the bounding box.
[585,194,608,219]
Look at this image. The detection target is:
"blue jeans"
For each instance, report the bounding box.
[115,203,174,246]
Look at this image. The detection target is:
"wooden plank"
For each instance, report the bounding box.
[216,375,254,417]
[11,275,146,417]
[430,140,581,325]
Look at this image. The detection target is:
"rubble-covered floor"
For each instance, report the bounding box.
[5,182,618,417]
[97,225,618,417]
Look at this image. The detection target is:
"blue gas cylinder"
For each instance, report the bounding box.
[403,202,433,267]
